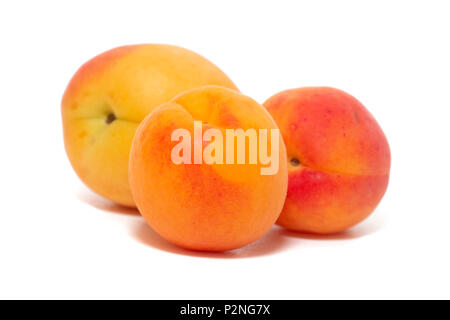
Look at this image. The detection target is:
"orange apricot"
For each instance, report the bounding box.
[129,86,288,251]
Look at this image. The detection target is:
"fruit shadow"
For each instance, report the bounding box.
[132,222,291,259]
[78,188,386,258]
[77,189,290,258]
[132,214,385,259]
[76,189,140,216]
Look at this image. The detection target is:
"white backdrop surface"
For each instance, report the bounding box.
[0,1,449,299]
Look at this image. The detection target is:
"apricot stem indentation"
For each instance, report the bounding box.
[105,113,116,124]
[290,158,300,166]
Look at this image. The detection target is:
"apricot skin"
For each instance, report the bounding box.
[62,44,238,207]
[264,87,391,234]
[129,86,288,251]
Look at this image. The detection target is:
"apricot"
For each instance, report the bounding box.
[62,44,237,207]
[129,86,288,251]
[264,87,391,234]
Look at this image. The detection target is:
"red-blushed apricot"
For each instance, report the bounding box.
[264,87,391,234]
[129,86,288,251]
[62,44,238,207]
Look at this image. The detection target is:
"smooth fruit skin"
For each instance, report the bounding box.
[129,86,288,251]
[264,87,391,234]
[62,44,238,207]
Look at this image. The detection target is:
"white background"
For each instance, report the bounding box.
[0,0,449,299]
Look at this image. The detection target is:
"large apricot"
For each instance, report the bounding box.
[62,44,237,207]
